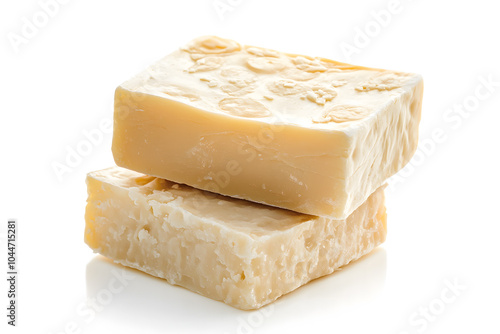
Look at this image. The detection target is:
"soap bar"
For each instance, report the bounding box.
[112,36,421,219]
[84,166,387,310]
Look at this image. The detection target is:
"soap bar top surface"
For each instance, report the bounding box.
[121,36,421,130]
[91,166,312,238]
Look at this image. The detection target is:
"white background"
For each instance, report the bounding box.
[1,0,500,333]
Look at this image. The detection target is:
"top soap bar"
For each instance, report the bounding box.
[112,36,423,219]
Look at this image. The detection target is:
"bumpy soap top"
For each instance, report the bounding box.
[121,36,421,130]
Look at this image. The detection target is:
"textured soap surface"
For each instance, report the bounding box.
[112,36,423,219]
[84,166,387,310]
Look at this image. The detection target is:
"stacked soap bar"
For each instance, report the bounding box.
[85,167,387,310]
[112,36,423,219]
[85,36,423,309]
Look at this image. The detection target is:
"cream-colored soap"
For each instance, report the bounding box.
[112,36,423,219]
[85,166,387,310]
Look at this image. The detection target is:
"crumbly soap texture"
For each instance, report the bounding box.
[112,36,423,219]
[85,167,387,310]
[85,36,422,310]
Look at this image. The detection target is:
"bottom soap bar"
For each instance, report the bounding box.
[84,167,387,310]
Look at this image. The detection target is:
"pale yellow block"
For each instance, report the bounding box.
[112,36,422,219]
[84,166,387,310]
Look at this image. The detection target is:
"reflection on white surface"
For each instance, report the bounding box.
[85,248,386,333]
